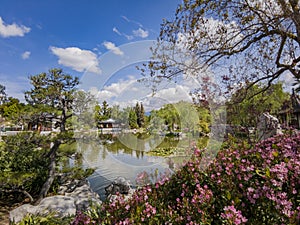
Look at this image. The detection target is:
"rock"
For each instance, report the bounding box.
[10,204,38,224]
[109,188,136,202]
[9,179,102,223]
[105,177,131,195]
[105,177,135,202]
[9,196,75,224]
[66,183,102,211]
[36,195,76,217]
[257,112,283,140]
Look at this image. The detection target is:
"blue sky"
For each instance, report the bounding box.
[0,0,183,102]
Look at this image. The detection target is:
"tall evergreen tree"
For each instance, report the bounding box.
[139,102,145,128]
[135,102,141,127]
[129,108,138,129]
[25,68,79,201]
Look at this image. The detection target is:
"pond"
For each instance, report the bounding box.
[75,132,207,200]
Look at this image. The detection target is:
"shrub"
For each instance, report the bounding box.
[22,132,300,224]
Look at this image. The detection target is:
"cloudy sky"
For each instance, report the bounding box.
[0,0,185,105]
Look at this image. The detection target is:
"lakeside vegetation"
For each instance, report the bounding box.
[2,0,300,224]
[0,69,299,224]
[11,132,300,224]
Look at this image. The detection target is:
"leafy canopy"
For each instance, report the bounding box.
[146,0,300,98]
[25,68,79,131]
[227,83,290,127]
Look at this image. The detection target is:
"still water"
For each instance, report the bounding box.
[76,133,204,200]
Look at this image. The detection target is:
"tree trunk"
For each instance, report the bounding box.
[35,140,60,204]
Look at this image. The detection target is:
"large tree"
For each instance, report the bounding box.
[144,0,300,99]
[227,83,289,127]
[95,100,112,124]
[25,68,79,201]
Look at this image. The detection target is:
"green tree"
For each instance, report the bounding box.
[135,102,145,128]
[158,104,180,131]
[139,102,145,128]
[110,105,121,120]
[25,68,79,201]
[0,133,49,202]
[0,97,25,123]
[135,102,141,127]
[145,0,300,98]
[128,108,138,129]
[73,90,97,130]
[95,100,112,125]
[227,83,289,128]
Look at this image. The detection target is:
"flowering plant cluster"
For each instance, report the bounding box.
[71,132,299,224]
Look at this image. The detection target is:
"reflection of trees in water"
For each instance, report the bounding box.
[77,134,209,164]
[156,137,179,149]
[77,140,103,163]
[115,133,163,153]
[104,138,133,155]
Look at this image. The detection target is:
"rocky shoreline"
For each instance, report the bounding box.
[9,178,102,224]
[9,176,134,224]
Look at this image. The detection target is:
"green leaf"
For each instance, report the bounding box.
[272,151,279,157]
[226,190,231,200]
[265,167,271,178]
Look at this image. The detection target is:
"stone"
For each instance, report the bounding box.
[66,183,102,211]
[36,195,76,217]
[109,188,136,202]
[9,196,76,223]
[105,177,135,202]
[10,204,38,224]
[9,179,102,223]
[105,177,131,196]
[257,112,283,140]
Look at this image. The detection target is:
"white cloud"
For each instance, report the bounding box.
[133,28,149,38]
[121,15,130,22]
[103,41,124,56]
[21,51,31,59]
[89,74,196,112]
[0,17,30,38]
[50,46,101,74]
[113,27,122,36]
[121,15,143,27]
[95,76,137,100]
[112,27,134,40]
[125,34,134,40]
[150,85,193,103]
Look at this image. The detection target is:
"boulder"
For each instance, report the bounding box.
[9,204,38,224]
[105,177,131,195]
[66,183,102,211]
[9,179,102,223]
[109,188,136,202]
[105,177,135,202]
[257,112,283,140]
[36,195,76,217]
[9,196,75,224]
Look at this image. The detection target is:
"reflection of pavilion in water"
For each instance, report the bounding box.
[78,135,191,199]
[98,118,122,134]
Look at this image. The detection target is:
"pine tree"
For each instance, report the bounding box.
[135,102,141,127]
[140,102,145,128]
[129,108,138,129]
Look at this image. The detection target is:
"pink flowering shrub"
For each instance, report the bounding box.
[221,205,248,224]
[72,132,300,224]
